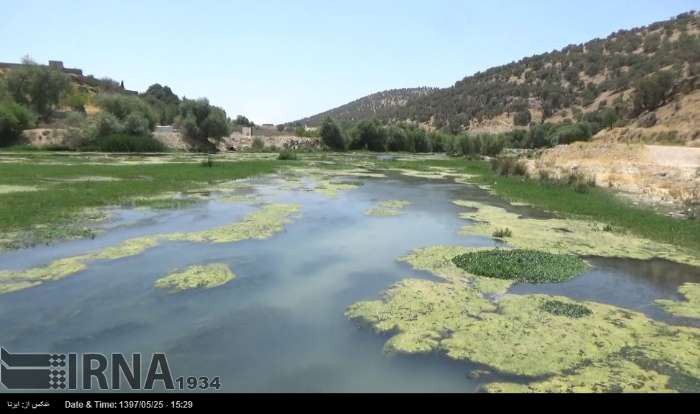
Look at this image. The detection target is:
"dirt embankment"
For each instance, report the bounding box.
[530,142,700,216]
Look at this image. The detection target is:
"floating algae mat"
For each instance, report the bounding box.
[365,200,412,217]
[346,246,700,392]
[155,263,236,292]
[1,164,699,392]
[454,200,700,267]
[0,204,301,294]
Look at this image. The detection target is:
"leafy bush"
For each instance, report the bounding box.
[95,112,123,137]
[123,113,151,136]
[63,90,89,112]
[491,157,527,176]
[451,249,590,283]
[541,300,593,318]
[91,133,166,153]
[95,94,158,131]
[0,101,36,146]
[277,151,298,161]
[251,137,265,151]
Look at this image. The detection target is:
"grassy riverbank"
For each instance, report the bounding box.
[383,158,700,253]
[0,155,279,247]
[2,151,699,254]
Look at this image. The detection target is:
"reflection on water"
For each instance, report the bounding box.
[0,173,697,392]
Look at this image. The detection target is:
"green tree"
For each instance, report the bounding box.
[4,60,71,120]
[141,84,180,125]
[176,98,231,150]
[319,117,345,150]
[351,120,386,151]
[632,71,674,114]
[234,115,253,127]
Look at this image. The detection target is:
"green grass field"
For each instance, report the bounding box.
[0,157,279,247]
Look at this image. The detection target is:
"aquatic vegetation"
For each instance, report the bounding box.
[365,200,412,217]
[483,359,676,393]
[86,237,161,261]
[451,250,590,284]
[491,228,512,238]
[656,283,700,320]
[155,263,235,292]
[0,257,86,294]
[347,244,700,392]
[165,203,301,244]
[218,194,258,204]
[0,203,301,294]
[541,300,593,318]
[313,181,359,198]
[454,200,700,267]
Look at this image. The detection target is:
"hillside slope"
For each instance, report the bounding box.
[295,11,700,142]
[295,87,436,126]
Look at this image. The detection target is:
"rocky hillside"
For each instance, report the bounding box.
[295,87,437,126]
[296,11,700,143]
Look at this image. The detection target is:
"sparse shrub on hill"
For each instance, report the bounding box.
[63,89,89,113]
[513,110,532,126]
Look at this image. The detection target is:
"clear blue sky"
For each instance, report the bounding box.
[2,0,698,124]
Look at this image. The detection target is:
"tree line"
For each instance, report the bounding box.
[0,59,256,151]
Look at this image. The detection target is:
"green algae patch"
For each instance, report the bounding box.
[165,203,301,244]
[0,257,87,294]
[0,185,40,194]
[454,200,700,267]
[541,300,593,318]
[365,200,412,217]
[313,181,359,198]
[452,250,590,284]
[657,283,700,320]
[86,237,161,261]
[155,263,235,292]
[348,244,700,392]
[483,359,676,393]
[0,203,301,294]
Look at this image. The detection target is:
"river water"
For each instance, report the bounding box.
[0,172,698,392]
